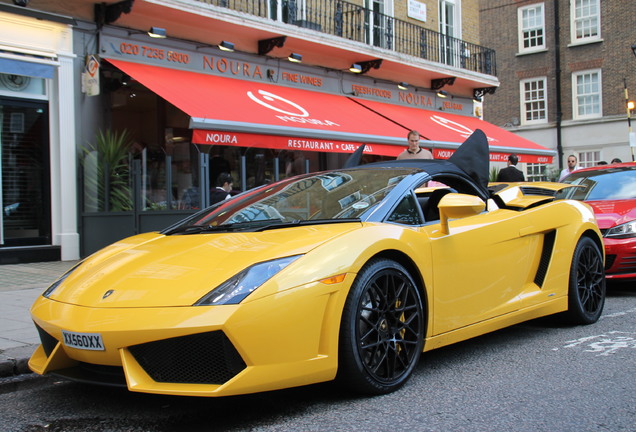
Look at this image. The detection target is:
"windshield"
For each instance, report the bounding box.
[163,168,415,233]
[557,166,636,201]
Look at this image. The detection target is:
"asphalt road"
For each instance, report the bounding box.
[1,282,634,432]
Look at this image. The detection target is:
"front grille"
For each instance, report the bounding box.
[129,331,246,385]
[35,324,59,356]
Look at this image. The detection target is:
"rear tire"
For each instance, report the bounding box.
[565,237,606,324]
[337,258,425,395]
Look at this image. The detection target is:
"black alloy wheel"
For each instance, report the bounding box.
[337,258,425,395]
[566,236,606,324]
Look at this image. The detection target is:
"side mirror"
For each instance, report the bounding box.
[438,194,486,234]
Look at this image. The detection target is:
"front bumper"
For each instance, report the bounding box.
[29,278,349,397]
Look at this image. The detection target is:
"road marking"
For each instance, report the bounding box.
[553,331,636,356]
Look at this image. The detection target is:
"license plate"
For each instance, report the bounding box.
[62,330,105,351]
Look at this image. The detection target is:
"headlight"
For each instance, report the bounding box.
[194,255,302,306]
[605,220,636,239]
[42,262,82,298]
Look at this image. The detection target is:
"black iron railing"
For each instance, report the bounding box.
[196,0,496,75]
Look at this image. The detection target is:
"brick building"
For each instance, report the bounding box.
[480,0,636,180]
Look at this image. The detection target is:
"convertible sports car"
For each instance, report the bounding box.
[29,130,606,397]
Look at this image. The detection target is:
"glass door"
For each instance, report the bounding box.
[366,0,393,48]
[0,97,51,246]
[439,0,458,66]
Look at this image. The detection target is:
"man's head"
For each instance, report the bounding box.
[611,158,622,164]
[567,155,578,170]
[507,154,519,166]
[217,172,233,191]
[407,130,420,152]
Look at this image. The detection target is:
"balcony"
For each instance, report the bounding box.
[196,0,496,76]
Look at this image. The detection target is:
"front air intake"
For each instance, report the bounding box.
[129,331,246,385]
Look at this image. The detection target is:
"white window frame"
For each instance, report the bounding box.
[572,69,602,120]
[570,0,601,45]
[365,0,395,49]
[520,77,548,125]
[577,151,601,168]
[439,0,462,67]
[517,3,545,54]
[526,163,547,182]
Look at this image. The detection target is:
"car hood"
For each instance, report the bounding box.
[585,199,636,229]
[46,224,360,308]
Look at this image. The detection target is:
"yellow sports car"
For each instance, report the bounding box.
[29,130,605,397]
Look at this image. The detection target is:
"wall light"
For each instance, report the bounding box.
[398,82,409,90]
[437,90,449,98]
[349,59,383,74]
[147,27,166,38]
[218,41,234,52]
[288,53,302,63]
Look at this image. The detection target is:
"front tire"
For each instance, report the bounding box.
[565,236,606,324]
[337,258,425,395]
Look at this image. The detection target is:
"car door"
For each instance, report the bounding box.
[419,181,541,335]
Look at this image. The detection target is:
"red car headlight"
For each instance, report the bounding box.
[605,220,636,239]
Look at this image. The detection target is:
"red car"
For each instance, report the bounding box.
[559,162,636,281]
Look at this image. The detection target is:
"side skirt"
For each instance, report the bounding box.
[423,296,568,352]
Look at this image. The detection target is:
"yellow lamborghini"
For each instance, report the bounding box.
[29,130,605,397]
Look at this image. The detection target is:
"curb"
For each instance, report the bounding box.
[0,345,36,378]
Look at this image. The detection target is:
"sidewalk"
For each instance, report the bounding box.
[0,260,78,377]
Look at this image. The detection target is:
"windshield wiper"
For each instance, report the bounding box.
[254,218,361,232]
[165,223,244,235]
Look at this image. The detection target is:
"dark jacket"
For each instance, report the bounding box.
[496,166,525,182]
[210,187,230,205]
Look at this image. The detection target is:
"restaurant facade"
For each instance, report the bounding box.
[0,1,555,261]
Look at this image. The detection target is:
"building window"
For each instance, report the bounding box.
[572,69,602,119]
[520,77,547,124]
[577,151,601,168]
[518,3,545,53]
[526,163,547,181]
[571,0,600,44]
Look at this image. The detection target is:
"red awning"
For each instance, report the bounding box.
[352,99,554,163]
[106,59,409,150]
[107,59,554,162]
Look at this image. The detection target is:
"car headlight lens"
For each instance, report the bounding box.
[605,220,636,239]
[194,255,302,306]
[42,262,82,298]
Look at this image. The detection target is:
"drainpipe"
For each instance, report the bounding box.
[554,0,564,169]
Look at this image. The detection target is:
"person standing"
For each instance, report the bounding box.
[559,155,582,181]
[496,154,525,182]
[397,130,433,160]
[210,172,233,205]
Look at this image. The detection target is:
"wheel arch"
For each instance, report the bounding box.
[581,228,604,258]
[364,249,429,338]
